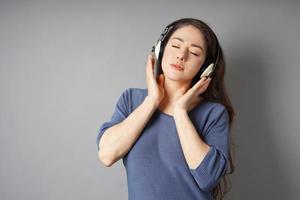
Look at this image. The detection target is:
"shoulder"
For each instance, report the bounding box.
[121,87,147,100]
[119,87,148,111]
[191,100,229,126]
[201,101,230,129]
[201,101,228,118]
[191,100,230,137]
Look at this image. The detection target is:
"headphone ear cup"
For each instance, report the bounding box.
[152,25,174,76]
[198,59,210,76]
[156,38,168,75]
[191,60,208,86]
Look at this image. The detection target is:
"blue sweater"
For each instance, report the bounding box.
[96,88,230,200]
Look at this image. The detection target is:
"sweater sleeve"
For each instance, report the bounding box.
[189,105,230,191]
[96,88,131,152]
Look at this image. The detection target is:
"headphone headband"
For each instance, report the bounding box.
[158,25,174,43]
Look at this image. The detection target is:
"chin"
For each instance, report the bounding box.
[163,71,187,82]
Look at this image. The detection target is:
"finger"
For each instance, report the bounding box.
[198,76,212,87]
[195,79,211,96]
[146,54,155,79]
[192,77,210,95]
[191,77,207,92]
[201,77,211,86]
[146,54,152,73]
[146,55,150,76]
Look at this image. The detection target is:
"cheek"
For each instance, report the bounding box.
[161,49,172,68]
[189,59,206,74]
[195,55,206,68]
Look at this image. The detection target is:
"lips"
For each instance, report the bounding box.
[170,64,184,71]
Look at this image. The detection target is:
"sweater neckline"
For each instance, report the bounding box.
[143,88,205,119]
[156,102,205,119]
[157,109,174,118]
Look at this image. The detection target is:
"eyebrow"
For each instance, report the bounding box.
[171,37,204,51]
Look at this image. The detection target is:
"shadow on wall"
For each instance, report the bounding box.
[225,39,294,200]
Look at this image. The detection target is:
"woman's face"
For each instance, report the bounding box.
[161,25,207,84]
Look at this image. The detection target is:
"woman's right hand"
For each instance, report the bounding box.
[146,54,165,107]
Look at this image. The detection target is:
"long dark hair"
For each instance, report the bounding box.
[159,18,236,200]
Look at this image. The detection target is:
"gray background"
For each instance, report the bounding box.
[0,0,299,200]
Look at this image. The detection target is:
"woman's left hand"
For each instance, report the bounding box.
[173,77,212,114]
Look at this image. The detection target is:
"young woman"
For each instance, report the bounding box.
[96,18,235,200]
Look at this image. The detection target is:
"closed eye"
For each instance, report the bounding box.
[172,45,199,56]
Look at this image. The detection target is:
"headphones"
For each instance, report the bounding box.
[151,24,220,82]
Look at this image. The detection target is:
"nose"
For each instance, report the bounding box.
[176,49,187,61]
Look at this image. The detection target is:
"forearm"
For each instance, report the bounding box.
[173,109,210,170]
[99,96,157,166]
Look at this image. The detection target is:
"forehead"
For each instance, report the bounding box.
[169,25,206,48]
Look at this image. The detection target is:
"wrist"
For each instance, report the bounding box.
[145,96,160,109]
[173,107,187,116]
